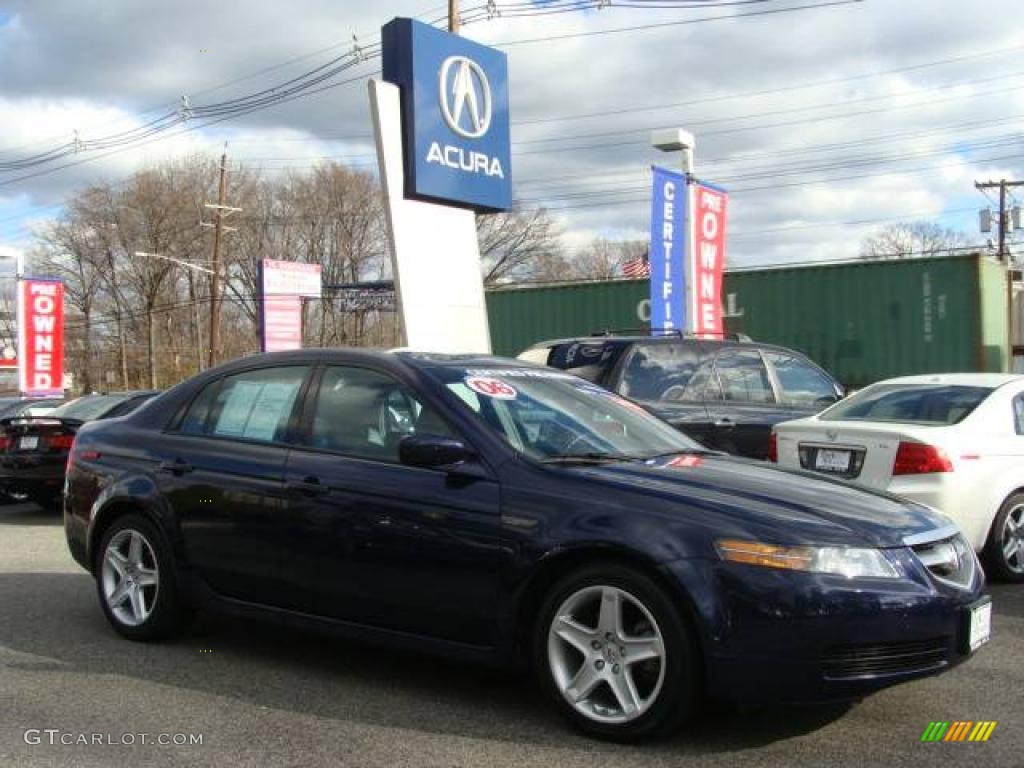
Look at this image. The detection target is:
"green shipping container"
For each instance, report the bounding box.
[485,252,1010,387]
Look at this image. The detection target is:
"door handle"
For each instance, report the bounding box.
[287,477,330,497]
[713,418,735,429]
[158,458,194,475]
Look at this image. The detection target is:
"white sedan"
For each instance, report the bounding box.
[771,373,1024,582]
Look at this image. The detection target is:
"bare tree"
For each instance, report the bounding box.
[860,221,972,260]
[478,207,562,285]
[32,218,107,393]
[568,238,646,280]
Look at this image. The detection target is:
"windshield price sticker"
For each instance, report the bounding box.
[465,376,518,399]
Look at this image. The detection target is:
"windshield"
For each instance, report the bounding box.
[820,383,992,426]
[426,365,703,461]
[51,394,130,421]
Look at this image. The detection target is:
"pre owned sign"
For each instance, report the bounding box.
[17,278,64,396]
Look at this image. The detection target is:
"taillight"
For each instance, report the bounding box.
[0,435,10,451]
[49,434,75,451]
[768,432,778,463]
[893,442,953,475]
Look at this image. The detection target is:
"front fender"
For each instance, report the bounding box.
[86,472,179,572]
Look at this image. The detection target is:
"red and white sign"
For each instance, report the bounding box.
[465,376,518,400]
[689,183,728,339]
[17,278,65,396]
[261,295,303,353]
[261,258,322,297]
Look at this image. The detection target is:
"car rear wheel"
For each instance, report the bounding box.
[95,514,188,640]
[534,564,698,741]
[984,493,1024,583]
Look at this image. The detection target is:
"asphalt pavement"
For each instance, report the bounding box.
[0,502,1020,768]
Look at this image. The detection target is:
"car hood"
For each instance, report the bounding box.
[561,453,951,548]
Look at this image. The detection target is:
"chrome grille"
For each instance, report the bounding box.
[911,533,976,590]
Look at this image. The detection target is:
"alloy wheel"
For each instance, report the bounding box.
[1001,504,1024,575]
[101,529,160,627]
[547,585,666,725]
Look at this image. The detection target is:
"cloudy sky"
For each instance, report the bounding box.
[0,0,1021,269]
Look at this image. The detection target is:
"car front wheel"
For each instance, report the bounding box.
[534,564,698,741]
[95,514,188,640]
[985,493,1024,583]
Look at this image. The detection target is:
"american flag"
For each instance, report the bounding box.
[621,253,650,278]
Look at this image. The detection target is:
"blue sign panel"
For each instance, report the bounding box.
[382,18,511,212]
[649,166,687,332]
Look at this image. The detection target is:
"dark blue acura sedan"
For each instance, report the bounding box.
[64,350,990,740]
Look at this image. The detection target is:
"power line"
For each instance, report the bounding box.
[490,0,864,45]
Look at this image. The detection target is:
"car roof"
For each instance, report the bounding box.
[526,335,790,355]
[873,373,1024,388]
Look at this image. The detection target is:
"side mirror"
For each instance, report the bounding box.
[399,434,477,472]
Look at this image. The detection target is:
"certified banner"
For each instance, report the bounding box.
[17,278,65,396]
[648,166,687,333]
[690,182,728,339]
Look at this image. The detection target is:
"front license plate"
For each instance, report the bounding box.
[18,436,38,450]
[815,449,850,472]
[967,598,992,652]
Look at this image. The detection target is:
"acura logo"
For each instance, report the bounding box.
[439,56,492,139]
[825,429,838,442]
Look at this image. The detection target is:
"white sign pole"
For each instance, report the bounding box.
[369,79,492,354]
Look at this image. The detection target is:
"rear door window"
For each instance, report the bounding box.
[180,367,309,442]
[618,343,704,401]
[763,351,838,407]
[711,349,775,404]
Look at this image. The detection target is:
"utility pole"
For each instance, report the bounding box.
[975,178,1023,372]
[202,148,241,368]
[975,179,1023,262]
[449,0,459,33]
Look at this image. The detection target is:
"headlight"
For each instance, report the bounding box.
[715,539,899,579]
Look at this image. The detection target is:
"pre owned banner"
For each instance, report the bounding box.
[648,166,687,332]
[17,278,64,396]
[690,182,728,339]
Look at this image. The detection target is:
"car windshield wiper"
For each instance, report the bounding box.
[540,452,643,465]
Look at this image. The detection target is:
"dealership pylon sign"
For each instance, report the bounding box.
[17,278,64,396]
[369,17,506,354]
[382,18,511,212]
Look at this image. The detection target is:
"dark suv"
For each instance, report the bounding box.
[519,334,844,460]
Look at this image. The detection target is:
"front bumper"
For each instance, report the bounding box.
[664,549,988,705]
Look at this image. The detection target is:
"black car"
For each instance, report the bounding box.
[0,397,65,418]
[519,334,844,459]
[0,391,157,507]
[64,350,988,740]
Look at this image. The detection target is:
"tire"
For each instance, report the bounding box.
[983,493,1024,583]
[533,563,699,741]
[94,513,189,641]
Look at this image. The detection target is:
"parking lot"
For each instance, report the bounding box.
[0,502,1018,768]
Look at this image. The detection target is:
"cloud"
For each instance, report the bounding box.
[0,0,1021,266]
